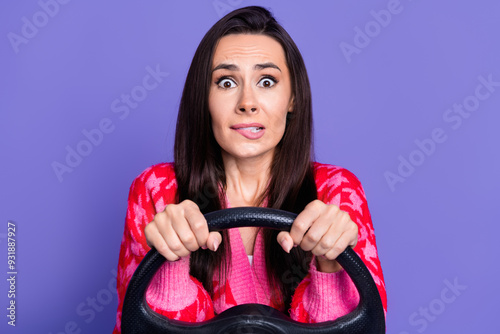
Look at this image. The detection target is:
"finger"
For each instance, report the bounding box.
[184,203,209,248]
[311,210,358,258]
[144,221,155,248]
[310,220,344,257]
[277,231,294,253]
[299,211,332,252]
[159,215,192,257]
[348,222,358,248]
[322,225,358,260]
[289,200,322,246]
[164,202,202,252]
[206,231,222,252]
[171,215,200,253]
[145,222,180,261]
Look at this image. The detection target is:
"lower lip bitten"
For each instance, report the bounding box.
[233,127,265,139]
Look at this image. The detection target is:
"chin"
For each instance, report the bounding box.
[223,146,273,161]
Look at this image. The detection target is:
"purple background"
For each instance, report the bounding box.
[1,0,499,333]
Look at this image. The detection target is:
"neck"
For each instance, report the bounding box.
[222,151,273,207]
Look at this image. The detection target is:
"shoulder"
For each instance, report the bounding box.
[134,162,176,184]
[312,162,362,189]
[129,162,178,201]
[312,162,366,204]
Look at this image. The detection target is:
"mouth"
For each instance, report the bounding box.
[233,126,264,133]
[230,123,266,139]
[230,123,265,131]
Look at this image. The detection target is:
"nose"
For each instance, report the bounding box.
[239,106,257,112]
[237,85,258,113]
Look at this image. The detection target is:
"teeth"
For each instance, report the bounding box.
[239,127,262,133]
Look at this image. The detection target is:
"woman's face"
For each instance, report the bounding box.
[209,33,294,164]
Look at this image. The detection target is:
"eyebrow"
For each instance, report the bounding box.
[212,62,282,73]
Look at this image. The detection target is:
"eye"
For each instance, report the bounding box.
[217,78,237,89]
[258,76,277,88]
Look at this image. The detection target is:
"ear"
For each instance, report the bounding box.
[287,96,295,112]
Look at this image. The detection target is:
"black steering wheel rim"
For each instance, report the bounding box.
[122,207,385,333]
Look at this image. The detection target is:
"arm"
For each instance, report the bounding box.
[289,167,387,322]
[113,166,215,333]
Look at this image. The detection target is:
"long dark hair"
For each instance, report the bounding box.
[174,6,317,312]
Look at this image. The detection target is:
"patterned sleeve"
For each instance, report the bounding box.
[289,164,387,322]
[112,164,214,333]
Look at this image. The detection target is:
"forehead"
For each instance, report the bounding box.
[212,34,287,67]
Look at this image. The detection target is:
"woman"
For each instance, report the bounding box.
[113,6,386,333]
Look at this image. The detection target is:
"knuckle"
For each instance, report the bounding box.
[166,254,179,262]
[311,248,323,257]
[168,240,183,252]
[183,200,197,210]
[325,253,337,261]
[276,231,286,240]
[210,231,222,240]
[191,219,207,231]
[327,204,340,214]
[326,208,339,221]
[350,222,358,233]
[319,238,332,250]
[304,232,319,244]
[333,243,345,254]
[311,199,324,209]
[305,200,317,211]
[342,211,351,221]
[293,219,309,233]
[155,217,171,230]
[154,211,166,222]
[165,204,177,216]
[177,248,191,257]
[182,233,197,246]
[144,225,156,241]
[157,244,170,256]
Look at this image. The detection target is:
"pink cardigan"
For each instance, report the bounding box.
[113,162,387,332]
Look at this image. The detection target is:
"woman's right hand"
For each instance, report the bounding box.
[144,200,222,261]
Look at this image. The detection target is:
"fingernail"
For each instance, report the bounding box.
[201,245,208,250]
[213,239,219,252]
[281,238,292,253]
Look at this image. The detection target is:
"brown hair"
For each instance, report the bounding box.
[174,6,317,312]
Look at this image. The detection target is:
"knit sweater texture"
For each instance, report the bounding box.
[113,162,387,333]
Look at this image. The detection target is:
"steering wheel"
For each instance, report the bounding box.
[122,207,385,333]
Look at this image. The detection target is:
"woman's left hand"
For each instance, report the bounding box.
[277,200,359,273]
